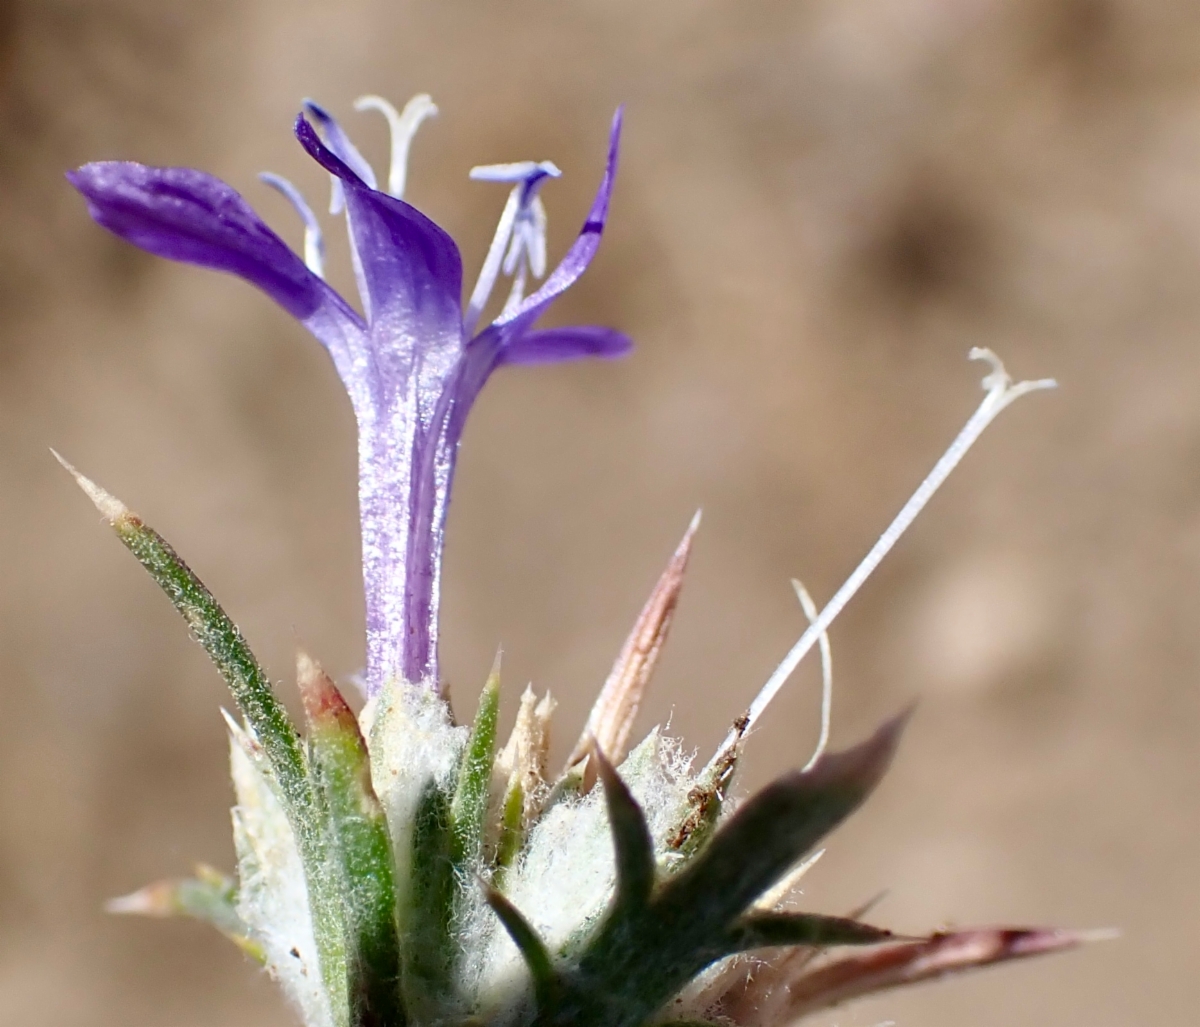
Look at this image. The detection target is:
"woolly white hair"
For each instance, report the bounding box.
[227,714,334,1027]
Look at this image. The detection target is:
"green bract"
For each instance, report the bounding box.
[64,459,1090,1027]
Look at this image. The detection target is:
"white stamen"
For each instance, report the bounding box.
[464,161,561,335]
[708,349,1056,771]
[259,173,326,278]
[465,186,521,334]
[354,93,438,200]
[500,259,528,318]
[502,194,549,279]
[791,579,832,773]
[529,194,548,278]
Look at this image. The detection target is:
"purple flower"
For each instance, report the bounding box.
[68,97,631,696]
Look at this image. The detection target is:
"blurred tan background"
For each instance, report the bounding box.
[1,0,1197,1024]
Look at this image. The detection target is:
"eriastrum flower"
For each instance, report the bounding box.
[60,93,1095,1027]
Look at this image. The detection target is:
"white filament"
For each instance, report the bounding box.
[504,193,549,277]
[259,173,326,277]
[500,250,529,318]
[465,186,521,334]
[708,349,1056,771]
[499,194,548,315]
[354,93,438,200]
[464,161,560,335]
[791,579,832,773]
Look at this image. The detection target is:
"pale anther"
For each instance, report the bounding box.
[259,173,326,278]
[354,93,438,200]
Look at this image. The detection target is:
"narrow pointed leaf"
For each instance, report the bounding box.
[657,710,909,932]
[485,886,559,1011]
[299,655,404,1027]
[450,661,500,868]
[780,926,1097,1021]
[493,774,525,874]
[594,743,655,915]
[702,888,882,1022]
[568,513,700,775]
[57,457,349,1023]
[562,714,909,1027]
[106,867,264,962]
[724,911,894,953]
[401,780,458,1019]
[60,459,309,812]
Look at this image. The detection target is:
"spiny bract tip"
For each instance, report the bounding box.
[105,883,171,916]
[51,449,129,522]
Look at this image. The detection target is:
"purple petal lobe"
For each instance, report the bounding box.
[69,161,366,390]
[297,115,464,340]
[345,187,464,361]
[302,99,378,191]
[68,162,326,319]
[496,106,623,335]
[295,114,362,183]
[500,325,633,366]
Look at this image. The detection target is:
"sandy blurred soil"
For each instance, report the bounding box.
[1,1,1198,1024]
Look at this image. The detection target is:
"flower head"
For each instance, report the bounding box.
[62,93,1099,1027]
[68,98,631,696]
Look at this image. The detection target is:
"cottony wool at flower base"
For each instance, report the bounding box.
[62,92,1098,1027]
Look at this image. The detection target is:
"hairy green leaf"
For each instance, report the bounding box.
[494,775,525,876]
[657,710,909,935]
[299,656,404,1027]
[60,462,350,1025]
[401,780,457,1020]
[546,713,909,1027]
[450,663,500,869]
